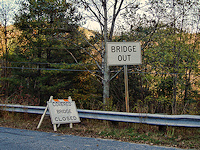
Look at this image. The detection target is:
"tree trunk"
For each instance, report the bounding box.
[3,21,8,97]
[102,0,109,106]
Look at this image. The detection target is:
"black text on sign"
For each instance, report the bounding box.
[107,42,142,66]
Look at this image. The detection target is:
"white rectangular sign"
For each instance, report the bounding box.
[107,42,142,66]
[47,101,80,124]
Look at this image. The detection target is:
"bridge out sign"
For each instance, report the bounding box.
[106,42,141,66]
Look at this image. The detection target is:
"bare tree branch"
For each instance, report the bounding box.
[65,48,103,81]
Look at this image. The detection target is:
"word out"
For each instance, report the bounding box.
[118,55,131,61]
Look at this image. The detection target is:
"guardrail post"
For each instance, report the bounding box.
[158,125,167,132]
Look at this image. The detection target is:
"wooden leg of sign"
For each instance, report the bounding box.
[70,123,73,128]
[37,106,48,129]
[53,124,57,131]
[37,96,53,129]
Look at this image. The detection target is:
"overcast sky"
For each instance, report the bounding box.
[0,0,22,25]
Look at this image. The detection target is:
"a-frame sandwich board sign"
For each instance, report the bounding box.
[37,96,80,131]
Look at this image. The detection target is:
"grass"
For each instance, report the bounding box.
[0,111,200,149]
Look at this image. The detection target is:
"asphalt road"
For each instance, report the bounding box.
[0,127,182,150]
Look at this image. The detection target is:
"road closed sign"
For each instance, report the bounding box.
[107,42,142,66]
[47,99,80,124]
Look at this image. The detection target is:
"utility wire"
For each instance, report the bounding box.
[0,66,101,72]
[7,61,96,66]
[4,61,200,69]
[1,66,199,76]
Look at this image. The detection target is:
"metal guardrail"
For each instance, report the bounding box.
[0,104,200,128]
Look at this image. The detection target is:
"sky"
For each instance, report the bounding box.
[81,0,147,31]
[0,0,146,30]
[0,0,21,25]
[0,0,99,28]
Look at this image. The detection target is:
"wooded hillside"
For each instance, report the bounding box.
[0,0,199,115]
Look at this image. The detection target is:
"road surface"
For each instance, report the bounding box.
[0,127,182,150]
